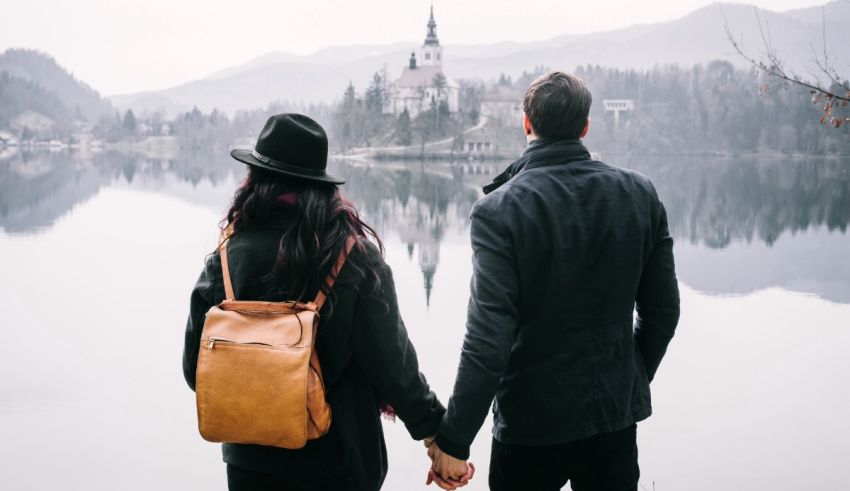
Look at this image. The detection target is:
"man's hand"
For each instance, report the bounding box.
[425,442,474,490]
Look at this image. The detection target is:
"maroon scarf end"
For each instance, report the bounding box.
[380,404,397,422]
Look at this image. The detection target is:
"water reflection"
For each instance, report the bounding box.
[2,150,850,491]
[1,150,849,303]
[622,155,850,247]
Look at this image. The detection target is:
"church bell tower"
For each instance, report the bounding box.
[420,5,442,66]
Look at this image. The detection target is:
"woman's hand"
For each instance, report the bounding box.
[425,442,475,490]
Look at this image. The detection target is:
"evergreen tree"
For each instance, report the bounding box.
[432,74,448,131]
[365,72,385,114]
[363,72,390,143]
[342,81,357,113]
[122,109,137,133]
[334,81,362,151]
[397,108,413,145]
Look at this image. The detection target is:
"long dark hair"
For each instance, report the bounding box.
[220,166,384,311]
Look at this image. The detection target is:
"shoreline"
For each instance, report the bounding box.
[2,138,848,161]
[332,149,850,161]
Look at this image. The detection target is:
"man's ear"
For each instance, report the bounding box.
[579,118,590,139]
[522,113,532,136]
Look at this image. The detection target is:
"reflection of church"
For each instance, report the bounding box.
[390,196,447,307]
[385,6,459,117]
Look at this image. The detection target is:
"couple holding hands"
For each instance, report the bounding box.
[183,71,679,491]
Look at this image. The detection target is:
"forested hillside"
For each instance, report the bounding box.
[0,49,113,137]
[579,62,850,155]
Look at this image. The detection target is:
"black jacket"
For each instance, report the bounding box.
[435,138,680,460]
[182,212,445,491]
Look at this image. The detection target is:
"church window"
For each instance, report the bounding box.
[437,53,441,60]
[425,52,430,60]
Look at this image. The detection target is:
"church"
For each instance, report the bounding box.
[384,6,460,117]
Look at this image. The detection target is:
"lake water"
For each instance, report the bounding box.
[1,149,849,490]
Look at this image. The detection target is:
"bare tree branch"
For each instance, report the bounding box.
[723,5,850,128]
[723,7,849,101]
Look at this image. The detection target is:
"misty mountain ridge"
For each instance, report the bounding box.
[92,2,850,117]
[0,49,114,136]
[0,49,113,121]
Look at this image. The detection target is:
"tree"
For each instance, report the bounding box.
[459,80,484,126]
[333,81,363,151]
[209,108,222,126]
[413,106,434,157]
[432,73,448,131]
[363,71,391,143]
[725,6,849,129]
[397,108,413,146]
[342,81,357,113]
[122,109,137,134]
[365,72,385,114]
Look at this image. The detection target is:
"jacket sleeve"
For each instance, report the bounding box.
[182,255,219,391]
[634,200,680,382]
[350,253,446,441]
[435,203,520,460]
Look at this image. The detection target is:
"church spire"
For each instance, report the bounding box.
[424,3,439,46]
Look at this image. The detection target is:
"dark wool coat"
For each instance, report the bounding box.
[435,138,681,460]
[183,212,445,491]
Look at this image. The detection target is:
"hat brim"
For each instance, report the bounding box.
[230,148,345,185]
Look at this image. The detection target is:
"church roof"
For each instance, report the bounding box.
[396,65,458,89]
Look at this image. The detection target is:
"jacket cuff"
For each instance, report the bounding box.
[435,433,470,461]
[405,403,446,441]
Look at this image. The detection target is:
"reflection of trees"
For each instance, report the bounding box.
[4,150,848,254]
[0,151,480,306]
[624,156,850,248]
[0,151,102,233]
[0,150,241,234]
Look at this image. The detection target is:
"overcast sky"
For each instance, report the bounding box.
[0,0,831,96]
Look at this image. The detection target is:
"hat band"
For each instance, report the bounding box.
[252,149,326,177]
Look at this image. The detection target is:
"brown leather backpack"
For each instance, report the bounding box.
[195,234,354,449]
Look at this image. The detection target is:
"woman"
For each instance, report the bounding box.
[182,114,445,490]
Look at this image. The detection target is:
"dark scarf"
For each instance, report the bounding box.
[483,138,592,194]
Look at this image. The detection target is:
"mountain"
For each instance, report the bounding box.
[109,1,850,117]
[0,49,113,121]
[205,42,420,80]
[443,2,850,81]
[0,49,114,136]
[784,0,850,23]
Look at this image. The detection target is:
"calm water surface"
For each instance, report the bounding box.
[1,150,849,490]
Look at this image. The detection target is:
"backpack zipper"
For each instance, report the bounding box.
[207,337,275,350]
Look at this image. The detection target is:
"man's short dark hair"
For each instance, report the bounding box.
[523,71,592,139]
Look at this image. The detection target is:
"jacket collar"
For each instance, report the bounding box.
[483,138,592,195]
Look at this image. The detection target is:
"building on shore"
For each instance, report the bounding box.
[602,99,635,128]
[480,84,524,127]
[385,6,459,118]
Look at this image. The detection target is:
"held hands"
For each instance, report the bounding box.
[424,437,475,490]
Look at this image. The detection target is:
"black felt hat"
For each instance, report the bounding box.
[230,113,344,185]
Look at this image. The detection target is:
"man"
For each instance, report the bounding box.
[426,72,680,491]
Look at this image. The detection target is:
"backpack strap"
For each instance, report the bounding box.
[313,236,357,310]
[218,234,357,307]
[219,238,236,301]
